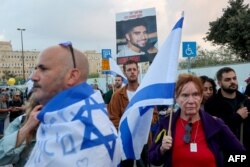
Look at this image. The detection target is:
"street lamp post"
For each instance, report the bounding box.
[17,28,26,82]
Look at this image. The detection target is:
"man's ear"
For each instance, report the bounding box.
[67,69,81,86]
[217,80,221,87]
[125,33,130,41]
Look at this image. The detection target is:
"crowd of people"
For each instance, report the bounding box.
[0,42,249,167]
[0,88,25,138]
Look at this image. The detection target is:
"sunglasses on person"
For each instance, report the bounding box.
[183,122,192,144]
[59,41,76,68]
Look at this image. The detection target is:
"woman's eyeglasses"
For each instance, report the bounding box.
[59,41,76,68]
[183,122,192,144]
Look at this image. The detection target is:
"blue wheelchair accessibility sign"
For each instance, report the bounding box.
[101,49,111,59]
[182,42,196,57]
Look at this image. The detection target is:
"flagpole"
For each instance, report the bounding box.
[138,63,143,83]
[106,73,108,92]
[168,11,184,137]
[167,106,173,136]
[112,77,115,93]
[118,12,184,160]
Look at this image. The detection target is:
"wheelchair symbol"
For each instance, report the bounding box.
[185,44,194,56]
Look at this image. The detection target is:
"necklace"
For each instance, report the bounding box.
[180,118,200,152]
[191,121,199,152]
[193,121,200,143]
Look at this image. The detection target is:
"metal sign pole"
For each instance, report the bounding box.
[187,57,191,73]
[182,42,197,74]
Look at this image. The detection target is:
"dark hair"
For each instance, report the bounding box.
[175,74,203,98]
[200,75,217,95]
[123,59,138,72]
[123,18,148,35]
[115,74,123,81]
[216,67,235,81]
[245,84,250,97]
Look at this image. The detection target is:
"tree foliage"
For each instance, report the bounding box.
[179,46,245,69]
[205,0,250,60]
[1,70,16,80]
[88,73,100,78]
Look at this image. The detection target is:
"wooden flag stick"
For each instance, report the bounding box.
[112,77,115,93]
[167,105,174,137]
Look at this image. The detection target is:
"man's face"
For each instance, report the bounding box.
[126,25,148,49]
[2,95,8,102]
[218,71,238,94]
[31,48,68,105]
[114,77,122,88]
[13,94,21,101]
[124,63,139,83]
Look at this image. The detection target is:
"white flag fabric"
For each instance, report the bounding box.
[119,15,184,160]
[25,79,33,95]
[25,73,34,95]
[109,58,128,83]
[25,83,121,167]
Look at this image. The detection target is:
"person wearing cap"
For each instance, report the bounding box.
[117,18,158,57]
[9,91,25,122]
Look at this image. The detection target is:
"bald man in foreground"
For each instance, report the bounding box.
[24,42,120,167]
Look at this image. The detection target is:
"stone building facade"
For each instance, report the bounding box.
[0,41,105,84]
[0,41,39,83]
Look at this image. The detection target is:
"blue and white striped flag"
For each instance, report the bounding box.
[119,15,184,160]
[109,57,128,83]
[25,83,121,167]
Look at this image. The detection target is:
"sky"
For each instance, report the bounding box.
[0,0,249,56]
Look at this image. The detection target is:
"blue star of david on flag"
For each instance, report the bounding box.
[25,83,121,167]
[72,97,117,159]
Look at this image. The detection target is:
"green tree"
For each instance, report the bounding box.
[1,70,16,80]
[179,46,244,69]
[88,73,99,78]
[15,77,25,85]
[205,0,250,60]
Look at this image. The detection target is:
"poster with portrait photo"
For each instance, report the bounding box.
[116,8,158,64]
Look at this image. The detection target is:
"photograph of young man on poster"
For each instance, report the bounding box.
[116,8,158,64]
[117,18,158,57]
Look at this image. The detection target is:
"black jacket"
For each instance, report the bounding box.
[204,89,250,153]
[9,100,24,121]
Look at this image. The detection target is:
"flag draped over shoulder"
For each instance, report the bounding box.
[109,57,128,83]
[25,83,121,167]
[118,15,184,160]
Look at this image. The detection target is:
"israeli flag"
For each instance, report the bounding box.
[25,79,33,95]
[25,73,34,95]
[119,15,184,160]
[25,83,121,167]
[109,57,128,83]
